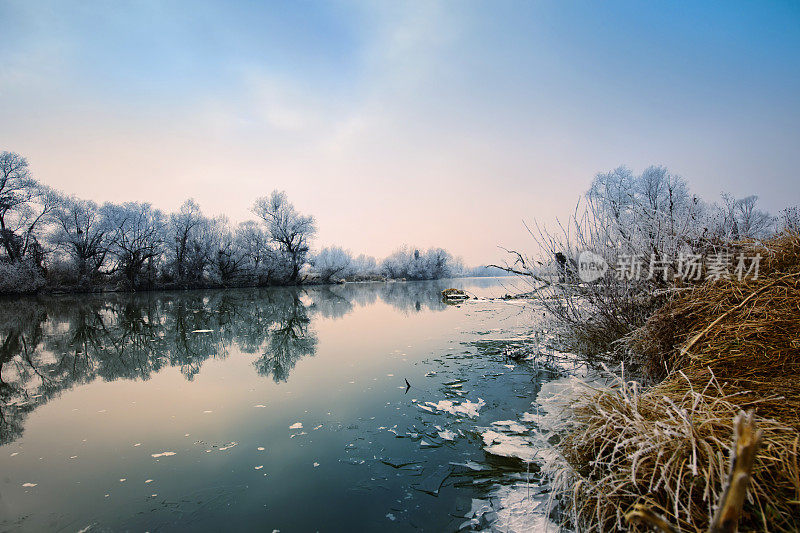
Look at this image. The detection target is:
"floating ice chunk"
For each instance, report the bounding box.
[151,452,176,458]
[289,422,303,429]
[422,398,485,418]
[254,465,263,470]
[22,482,37,487]
[120,478,126,482]
[10,452,19,457]
[449,460,486,471]
[257,447,265,451]
[386,513,396,521]
[133,443,141,447]
[218,442,238,451]
[519,412,538,422]
[203,410,213,414]
[481,430,537,462]
[253,404,266,408]
[313,424,323,430]
[145,479,154,483]
[491,420,528,434]
[485,482,559,533]
[69,455,78,459]
[438,429,457,441]
[313,462,320,467]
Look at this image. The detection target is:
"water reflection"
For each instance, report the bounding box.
[0,280,469,445]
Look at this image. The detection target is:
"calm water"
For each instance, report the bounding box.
[0,278,552,532]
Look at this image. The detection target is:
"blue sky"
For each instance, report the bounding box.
[1,1,799,263]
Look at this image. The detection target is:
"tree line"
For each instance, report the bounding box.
[0,151,482,294]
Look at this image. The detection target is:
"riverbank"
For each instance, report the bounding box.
[549,233,800,532]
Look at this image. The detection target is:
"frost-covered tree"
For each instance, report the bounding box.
[235,220,285,285]
[252,191,316,284]
[103,202,166,288]
[167,199,215,285]
[587,165,705,261]
[780,206,800,233]
[0,152,58,266]
[52,195,110,282]
[381,246,460,280]
[352,254,379,278]
[709,194,774,240]
[208,216,245,286]
[312,246,354,283]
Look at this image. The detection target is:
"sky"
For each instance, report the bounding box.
[1,1,799,265]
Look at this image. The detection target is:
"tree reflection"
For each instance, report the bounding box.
[0,280,455,445]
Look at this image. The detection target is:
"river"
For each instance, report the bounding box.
[0,278,564,532]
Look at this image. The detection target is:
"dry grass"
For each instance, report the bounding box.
[555,232,800,532]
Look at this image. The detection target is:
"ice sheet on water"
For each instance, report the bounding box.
[289,422,303,429]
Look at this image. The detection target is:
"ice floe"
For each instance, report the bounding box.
[477,482,559,533]
[490,420,528,434]
[151,452,176,458]
[481,430,537,463]
[289,422,303,429]
[438,429,457,441]
[419,398,485,418]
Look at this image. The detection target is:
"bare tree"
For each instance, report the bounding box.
[252,191,316,283]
